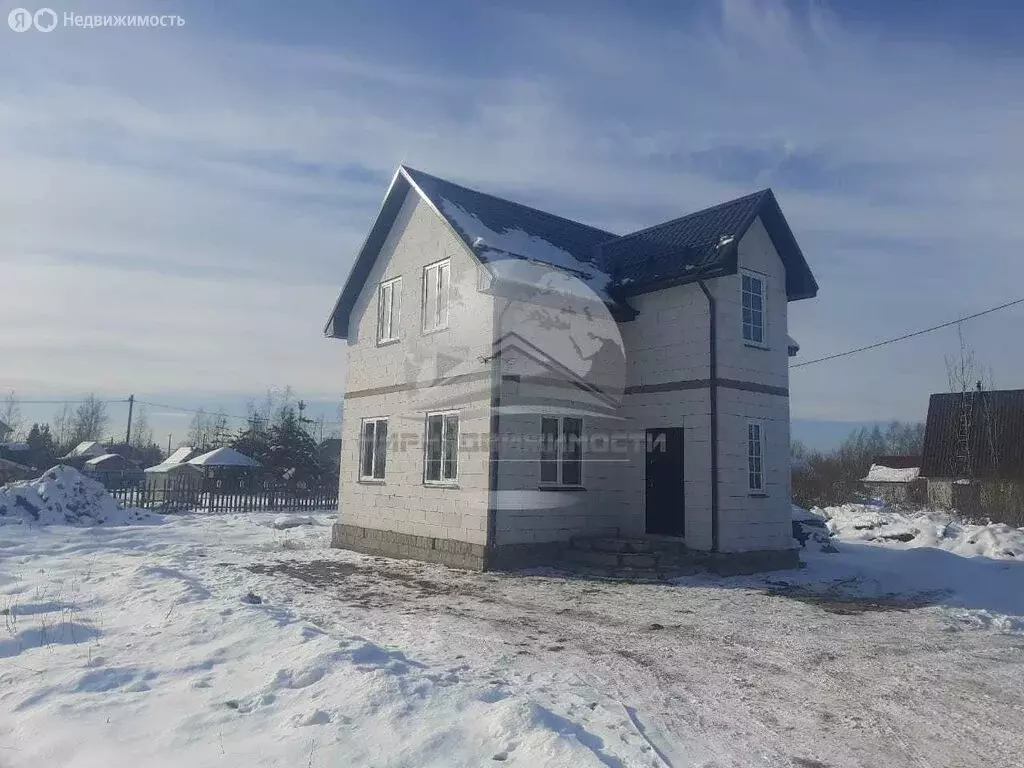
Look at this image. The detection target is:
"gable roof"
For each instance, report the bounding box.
[325,166,818,338]
[188,447,260,468]
[163,446,197,466]
[920,390,1024,480]
[62,440,106,459]
[597,189,817,299]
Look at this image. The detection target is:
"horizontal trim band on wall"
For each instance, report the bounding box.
[345,370,492,399]
[348,372,786,400]
[624,378,788,397]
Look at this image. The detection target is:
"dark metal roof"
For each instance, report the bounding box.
[324,167,818,338]
[597,189,818,300]
[403,167,616,262]
[920,390,1024,480]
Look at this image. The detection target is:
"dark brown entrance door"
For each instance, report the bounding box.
[645,427,684,536]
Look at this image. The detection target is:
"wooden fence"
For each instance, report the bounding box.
[110,485,338,514]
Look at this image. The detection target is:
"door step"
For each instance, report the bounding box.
[556,536,700,581]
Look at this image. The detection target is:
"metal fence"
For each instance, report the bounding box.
[109,485,338,514]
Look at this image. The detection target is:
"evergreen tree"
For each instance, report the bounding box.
[24,423,59,470]
[265,406,322,485]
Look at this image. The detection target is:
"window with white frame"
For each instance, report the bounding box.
[424,411,459,483]
[540,416,583,486]
[747,422,765,492]
[377,277,401,343]
[741,271,766,346]
[359,418,388,480]
[422,259,451,332]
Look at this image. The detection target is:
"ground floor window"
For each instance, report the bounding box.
[425,411,459,483]
[540,416,583,486]
[360,418,388,480]
[747,421,764,491]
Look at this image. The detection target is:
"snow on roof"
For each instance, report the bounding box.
[145,461,201,474]
[439,199,614,301]
[163,446,196,466]
[862,464,920,483]
[84,453,124,466]
[188,447,260,468]
[65,441,106,458]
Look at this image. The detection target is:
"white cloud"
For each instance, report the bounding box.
[1,0,1021,421]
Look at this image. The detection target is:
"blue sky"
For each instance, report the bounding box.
[1,0,1022,447]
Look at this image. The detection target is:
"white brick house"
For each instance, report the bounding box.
[325,166,818,572]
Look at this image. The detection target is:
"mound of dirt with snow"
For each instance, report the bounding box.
[0,465,160,526]
[813,504,1024,559]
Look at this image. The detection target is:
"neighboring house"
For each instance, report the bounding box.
[861,455,924,505]
[144,446,202,493]
[0,457,33,485]
[920,389,1024,519]
[324,166,818,572]
[83,453,144,488]
[188,447,261,491]
[61,440,108,469]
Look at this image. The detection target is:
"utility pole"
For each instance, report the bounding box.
[125,394,135,446]
[167,433,172,455]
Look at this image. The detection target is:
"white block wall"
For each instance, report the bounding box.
[712,215,792,551]
[339,188,494,545]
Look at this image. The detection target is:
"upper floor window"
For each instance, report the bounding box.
[422,259,451,333]
[540,416,583,486]
[424,411,459,484]
[747,421,764,492]
[741,270,766,346]
[377,277,401,344]
[360,418,388,480]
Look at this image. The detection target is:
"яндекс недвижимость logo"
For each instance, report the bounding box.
[8,7,58,32]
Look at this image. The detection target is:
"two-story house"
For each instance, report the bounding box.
[324,166,818,573]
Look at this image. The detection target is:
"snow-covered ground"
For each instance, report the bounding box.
[1,504,1023,766]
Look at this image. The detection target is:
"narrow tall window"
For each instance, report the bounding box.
[741,271,766,346]
[423,260,451,332]
[377,277,401,343]
[360,418,388,480]
[540,416,584,486]
[747,422,764,492]
[425,411,459,483]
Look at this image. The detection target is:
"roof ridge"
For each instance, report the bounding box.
[599,188,771,248]
[401,165,618,240]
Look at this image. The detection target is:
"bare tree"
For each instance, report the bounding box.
[0,391,22,440]
[52,403,75,451]
[188,408,212,450]
[70,395,109,443]
[946,324,993,393]
[129,405,154,449]
[187,407,231,450]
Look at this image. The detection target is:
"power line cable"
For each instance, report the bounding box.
[791,296,1024,369]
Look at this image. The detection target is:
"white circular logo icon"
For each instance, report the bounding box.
[34,8,57,32]
[8,8,33,31]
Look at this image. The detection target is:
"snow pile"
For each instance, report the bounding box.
[813,503,1024,559]
[791,504,836,552]
[272,513,314,530]
[0,465,159,526]
[862,463,919,482]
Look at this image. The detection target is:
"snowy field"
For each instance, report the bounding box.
[1,497,1023,766]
